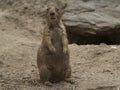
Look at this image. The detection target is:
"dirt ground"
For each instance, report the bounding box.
[0,4,120,90]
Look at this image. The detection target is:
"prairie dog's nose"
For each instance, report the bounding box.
[50,12,55,16]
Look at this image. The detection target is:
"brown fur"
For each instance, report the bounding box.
[37,4,71,84]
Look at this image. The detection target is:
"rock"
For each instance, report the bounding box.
[63,0,120,35]
[63,0,120,44]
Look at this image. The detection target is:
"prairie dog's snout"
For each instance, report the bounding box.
[49,12,56,19]
[47,6,59,20]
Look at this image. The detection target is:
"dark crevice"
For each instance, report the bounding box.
[67,30,120,45]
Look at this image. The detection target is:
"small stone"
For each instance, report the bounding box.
[111,46,117,49]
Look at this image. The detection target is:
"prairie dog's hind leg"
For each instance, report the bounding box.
[65,65,71,78]
[65,65,74,84]
[39,65,52,86]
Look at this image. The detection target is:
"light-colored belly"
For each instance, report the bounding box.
[51,30,63,53]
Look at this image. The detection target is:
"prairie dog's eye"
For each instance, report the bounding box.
[46,6,50,11]
[46,8,49,11]
[56,8,59,11]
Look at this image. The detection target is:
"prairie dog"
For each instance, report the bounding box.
[37,4,71,84]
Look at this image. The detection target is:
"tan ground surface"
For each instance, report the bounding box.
[0,5,120,90]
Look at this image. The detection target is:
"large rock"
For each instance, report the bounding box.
[63,0,120,36]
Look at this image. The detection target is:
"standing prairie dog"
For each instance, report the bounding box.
[37,4,72,85]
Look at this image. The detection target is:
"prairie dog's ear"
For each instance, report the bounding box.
[59,3,68,15]
[44,6,49,11]
[61,3,68,10]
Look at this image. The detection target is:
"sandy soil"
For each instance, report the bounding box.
[0,5,120,90]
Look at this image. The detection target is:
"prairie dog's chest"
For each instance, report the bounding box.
[50,29,63,42]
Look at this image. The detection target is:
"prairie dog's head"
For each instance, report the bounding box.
[45,4,67,24]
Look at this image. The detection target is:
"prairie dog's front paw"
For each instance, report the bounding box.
[65,78,75,84]
[49,46,56,53]
[63,47,68,54]
[44,81,53,86]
